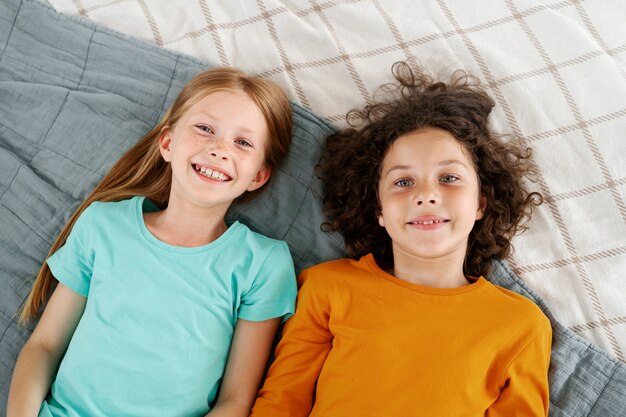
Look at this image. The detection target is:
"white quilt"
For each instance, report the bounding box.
[47,0,626,362]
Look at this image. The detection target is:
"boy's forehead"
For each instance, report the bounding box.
[379,129,479,180]
[386,129,467,158]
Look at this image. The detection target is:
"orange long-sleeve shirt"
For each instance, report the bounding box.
[252,254,552,417]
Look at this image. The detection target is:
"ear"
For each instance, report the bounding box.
[246,165,272,192]
[159,127,172,162]
[378,211,385,228]
[475,195,487,220]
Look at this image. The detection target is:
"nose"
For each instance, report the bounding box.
[416,198,436,206]
[207,137,229,161]
[414,182,438,206]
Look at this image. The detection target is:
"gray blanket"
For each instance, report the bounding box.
[0,0,624,415]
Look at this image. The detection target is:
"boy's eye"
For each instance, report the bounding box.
[394,179,413,187]
[440,175,459,183]
[235,139,253,148]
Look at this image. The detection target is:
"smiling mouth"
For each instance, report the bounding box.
[408,219,449,225]
[193,164,232,181]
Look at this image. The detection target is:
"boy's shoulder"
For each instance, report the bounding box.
[298,256,368,286]
[485,280,551,330]
[302,257,362,275]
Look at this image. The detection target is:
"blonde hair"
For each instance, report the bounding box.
[20,67,292,323]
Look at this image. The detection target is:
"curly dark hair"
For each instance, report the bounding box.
[318,61,542,277]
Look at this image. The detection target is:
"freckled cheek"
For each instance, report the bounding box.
[188,136,211,148]
[189,136,249,158]
[232,148,249,159]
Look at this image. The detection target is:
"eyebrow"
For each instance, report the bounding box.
[192,112,259,135]
[384,159,468,176]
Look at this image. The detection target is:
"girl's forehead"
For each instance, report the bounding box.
[190,89,253,110]
[184,91,266,126]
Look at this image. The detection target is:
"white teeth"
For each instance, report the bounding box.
[195,165,230,181]
[414,220,446,225]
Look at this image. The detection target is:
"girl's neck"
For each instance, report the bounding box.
[144,198,230,248]
[390,249,470,288]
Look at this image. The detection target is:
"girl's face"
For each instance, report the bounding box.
[377,127,486,266]
[159,90,270,211]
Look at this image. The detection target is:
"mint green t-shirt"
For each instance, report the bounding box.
[40,196,296,417]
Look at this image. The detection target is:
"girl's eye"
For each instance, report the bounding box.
[440,175,459,183]
[196,125,214,134]
[394,179,413,187]
[235,139,253,148]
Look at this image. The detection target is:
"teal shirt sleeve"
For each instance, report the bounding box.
[238,241,297,322]
[46,204,96,297]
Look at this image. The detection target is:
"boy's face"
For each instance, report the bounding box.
[377,127,486,267]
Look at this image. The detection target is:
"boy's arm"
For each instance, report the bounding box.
[251,271,333,417]
[7,283,86,417]
[206,318,281,417]
[488,325,552,417]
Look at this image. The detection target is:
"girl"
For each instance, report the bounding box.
[7,67,297,417]
[251,62,552,416]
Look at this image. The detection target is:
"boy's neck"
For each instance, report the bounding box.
[390,250,471,288]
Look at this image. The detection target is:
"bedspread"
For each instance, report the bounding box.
[48,0,626,365]
[1,0,625,415]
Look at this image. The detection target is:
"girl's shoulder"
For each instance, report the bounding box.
[64,197,141,246]
[237,222,283,245]
[72,197,138,228]
[234,222,291,255]
[84,196,139,216]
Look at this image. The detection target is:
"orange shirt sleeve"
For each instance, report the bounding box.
[487,324,552,417]
[251,269,333,417]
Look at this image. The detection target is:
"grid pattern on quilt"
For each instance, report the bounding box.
[47,0,626,362]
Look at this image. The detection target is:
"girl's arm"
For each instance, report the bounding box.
[205,317,281,417]
[7,283,86,417]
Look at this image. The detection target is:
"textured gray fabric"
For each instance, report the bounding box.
[0,0,624,415]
